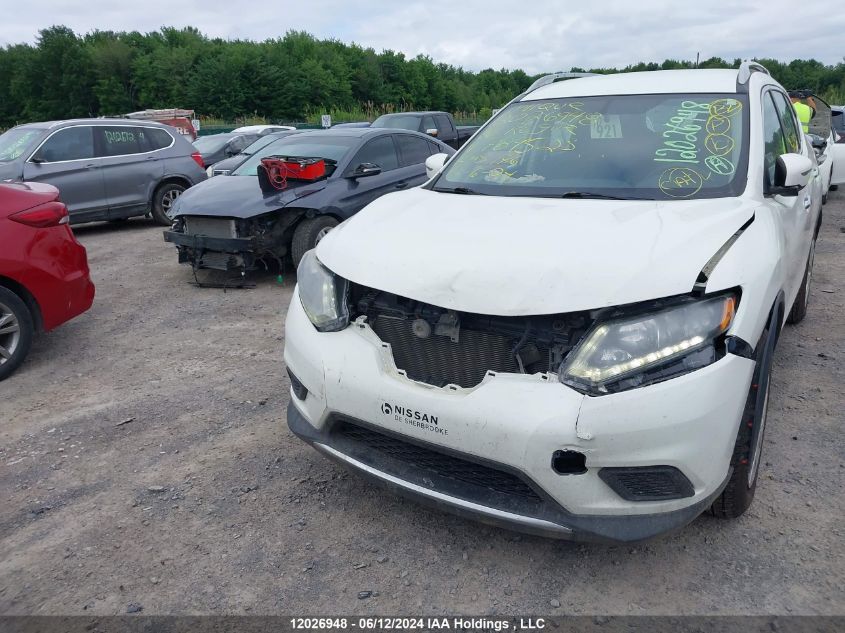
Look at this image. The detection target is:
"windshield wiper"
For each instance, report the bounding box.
[558,191,642,201]
[434,186,486,195]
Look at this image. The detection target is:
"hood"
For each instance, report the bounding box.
[0,161,23,182]
[317,187,757,316]
[208,155,245,173]
[171,175,327,219]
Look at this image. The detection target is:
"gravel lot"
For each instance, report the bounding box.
[1,192,843,617]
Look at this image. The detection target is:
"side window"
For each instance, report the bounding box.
[97,126,145,157]
[762,92,786,188]
[350,136,399,171]
[145,128,173,150]
[832,110,845,137]
[230,136,250,152]
[35,127,95,162]
[771,92,801,154]
[422,115,437,134]
[396,134,433,166]
[435,114,453,134]
[428,141,443,155]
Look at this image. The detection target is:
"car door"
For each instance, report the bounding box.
[435,114,458,144]
[763,90,813,308]
[395,134,437,187]
[94,125,164,219]
[22,125,107,221]
[831,109,845,185]
[336,135,402,215]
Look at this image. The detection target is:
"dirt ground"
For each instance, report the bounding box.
[1,192,843,617]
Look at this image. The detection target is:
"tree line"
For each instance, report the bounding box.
[1,26,844,129]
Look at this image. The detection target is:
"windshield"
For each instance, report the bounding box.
[371,115,421,130]
[193,135,232,153]
[0,128,43,162]
[433,93,749,200]
[240,134,281,156]
[232,137,357,176]
[241,132,297,156]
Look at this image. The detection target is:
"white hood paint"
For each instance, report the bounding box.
[317,188,756,316]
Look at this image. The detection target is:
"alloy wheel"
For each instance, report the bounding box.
[161,188,183,212]
[804,239,815,310]
[315,226,333,244]
[748,373,771,487]
[0,303,21,366]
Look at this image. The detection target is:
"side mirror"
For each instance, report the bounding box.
[350,162,381,178]
[425,128,439,138]
[425,153,449,179]
[224,144,238,157]
[770,153,813,196]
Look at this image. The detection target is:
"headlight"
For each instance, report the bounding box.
[297,250,349,332]
[560,294,737,394]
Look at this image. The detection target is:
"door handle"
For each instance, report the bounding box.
[394,181,409,189]
[84,163,98,169]
[803,195,811,210]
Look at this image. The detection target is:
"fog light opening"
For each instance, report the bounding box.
[552,450,587,475]
[286,368,308,401]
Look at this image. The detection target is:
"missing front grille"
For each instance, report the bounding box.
[351,284,590,389]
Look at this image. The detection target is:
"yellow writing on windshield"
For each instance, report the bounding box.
[656,98,742,197]
[465,102,602,180]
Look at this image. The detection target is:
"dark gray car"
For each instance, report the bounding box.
[192,133,261,170]
[0,118,207,225]
[164,128,454,271]
[207,130,301,177]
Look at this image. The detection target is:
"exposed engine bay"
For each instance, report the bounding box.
[167,210,304,271]
[350,282,593,388]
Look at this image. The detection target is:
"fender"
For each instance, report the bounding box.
[705,209,785,348]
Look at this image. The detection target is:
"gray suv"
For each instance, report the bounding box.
[0,119,207,225]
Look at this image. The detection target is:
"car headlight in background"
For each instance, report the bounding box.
[297,250,349,332]
[560,294,737,394]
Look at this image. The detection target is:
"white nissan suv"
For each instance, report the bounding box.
[283,63,829,542]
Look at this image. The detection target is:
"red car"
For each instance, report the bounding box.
[0,182,95,380]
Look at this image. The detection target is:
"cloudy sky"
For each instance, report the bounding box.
[1,0,842,73]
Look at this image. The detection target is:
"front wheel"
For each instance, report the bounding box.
[709,325,774,518]
[291,216,339,268]
[0,287,34,382]
[151,183,186,226]
[786,237,815,324]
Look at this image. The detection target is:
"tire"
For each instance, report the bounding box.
[0,287,34,382]
[291,216,339,268]
[151,182,186,226]
[709,324,775,518]
[786,237,815,324]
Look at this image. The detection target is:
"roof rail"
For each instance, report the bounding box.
[525,71,600,94]
[737,61,769,85]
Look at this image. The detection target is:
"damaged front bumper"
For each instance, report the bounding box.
[163,229,260,271]
[283,290,757,543]
[288,403,731,543]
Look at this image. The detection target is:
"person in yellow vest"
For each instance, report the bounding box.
[789,91,816,133]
